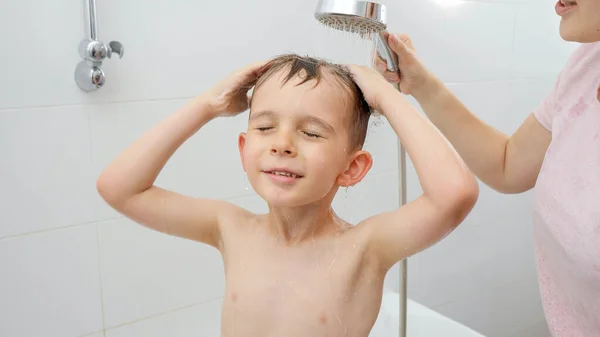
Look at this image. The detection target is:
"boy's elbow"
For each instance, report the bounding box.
[441,176,479,225]
[456,177,479,218]
[96,172,125,207]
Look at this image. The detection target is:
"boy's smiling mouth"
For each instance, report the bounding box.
[262,168,304,182]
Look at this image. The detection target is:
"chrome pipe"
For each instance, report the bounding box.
[396,92,408,337]
[75,0,124,92]
[87,0,97,40]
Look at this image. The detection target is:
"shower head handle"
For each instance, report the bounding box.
[374,32,399,73]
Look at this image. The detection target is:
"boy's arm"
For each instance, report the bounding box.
[96,61,269,249]
[349,65,479,270]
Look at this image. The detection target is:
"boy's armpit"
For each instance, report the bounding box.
[359,195,470,271]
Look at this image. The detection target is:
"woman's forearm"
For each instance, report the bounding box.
[412,77,511,192]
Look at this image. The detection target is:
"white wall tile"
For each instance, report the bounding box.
[332,170,399,225]
[447,81,514,133]
[512,3,579,79]
[98,218,224,328]
[0,225,103,337]
[433,273,547,337]
[511,320,551,337]
[89,100,253,220]
[0,0,85,108]
[509,79,558,118]
[82,333,105,337]
[406,163,537,307]
[387,0,516,83]
[0,107,95,239]
[362,116,401,174]
[105,299,222,337]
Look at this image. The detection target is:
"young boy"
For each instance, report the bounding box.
[96,54,479,337]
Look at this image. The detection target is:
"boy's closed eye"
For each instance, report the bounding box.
[302,131,321,138]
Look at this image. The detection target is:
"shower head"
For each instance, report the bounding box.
[314,0,387,37]
[314,0,399,73]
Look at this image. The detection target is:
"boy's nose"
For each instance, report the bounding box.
[270,135,296,157]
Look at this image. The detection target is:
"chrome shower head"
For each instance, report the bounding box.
[314,0,387,38]
[314,0,399,73]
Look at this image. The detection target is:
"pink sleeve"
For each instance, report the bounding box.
[533,74,562,132]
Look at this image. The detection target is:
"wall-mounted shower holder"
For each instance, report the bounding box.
[74,0,124,92]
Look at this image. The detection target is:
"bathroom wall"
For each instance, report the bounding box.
[0,1,576,337]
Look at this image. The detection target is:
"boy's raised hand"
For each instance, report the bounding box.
[345,64,404,114]
[205,60,271,117]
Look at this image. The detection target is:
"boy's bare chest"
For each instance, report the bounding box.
[224,236,367,306]
[219,228,384,336]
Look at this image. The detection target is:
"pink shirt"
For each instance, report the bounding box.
[533,41,600,336]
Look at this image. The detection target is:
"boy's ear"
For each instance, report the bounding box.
[336,150,373,187]
[238,133,247,172]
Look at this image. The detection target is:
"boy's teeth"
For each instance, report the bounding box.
[272,171,299,178]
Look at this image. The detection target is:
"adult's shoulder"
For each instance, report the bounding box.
[561,42,600,78]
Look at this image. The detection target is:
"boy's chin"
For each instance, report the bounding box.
[263,195,306,208]
[259,191,315,209]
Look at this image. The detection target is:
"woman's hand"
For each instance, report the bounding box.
[373,33,438,100]
[346,64,405,114]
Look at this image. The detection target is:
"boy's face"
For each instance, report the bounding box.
[238,69,372,207]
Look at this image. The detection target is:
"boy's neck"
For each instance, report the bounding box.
[266,201,349,244]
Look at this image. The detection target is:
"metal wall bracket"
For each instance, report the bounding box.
[75,0,124,92]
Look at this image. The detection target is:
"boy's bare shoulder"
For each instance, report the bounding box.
[214,202,265,243]
[216,202,261,228]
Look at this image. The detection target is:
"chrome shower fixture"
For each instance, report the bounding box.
[74,0,124,92]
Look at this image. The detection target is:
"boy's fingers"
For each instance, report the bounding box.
[384,72,400,83]
[375,58,388,74]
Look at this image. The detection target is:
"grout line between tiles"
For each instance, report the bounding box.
[0,96,194,113]
[0,216,123,242]
[79,330,105,337]
[103,296,223,332]
[508,2,519,80]
[95,223,108,333]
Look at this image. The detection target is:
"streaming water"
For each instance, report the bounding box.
[316,23,376,67]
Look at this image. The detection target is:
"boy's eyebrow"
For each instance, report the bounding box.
[304,116,335,134]
[249,110,275,122]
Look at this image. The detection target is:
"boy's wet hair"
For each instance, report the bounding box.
[252,53,372,149]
